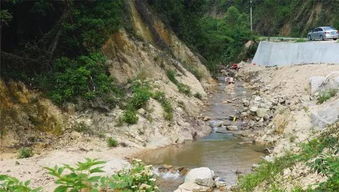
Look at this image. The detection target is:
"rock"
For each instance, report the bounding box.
[249,105,258,113]
[184,167,215,187]
[137,108,146,115]
[214,177,227,188]
[203,116,211,121]
[174,182,211,192]
[254,96,262,102]
[309,76,326,94]
[209,120,223,128]
[242,99,250,106]
[226,125,238,131]
[256,108,269,118]
[311,99,339,129]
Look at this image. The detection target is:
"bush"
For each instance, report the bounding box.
[18,147,33,159]
[128,88,152,110]
[42,53,120,105]
[122,110,139,125]
[107,137,118,147]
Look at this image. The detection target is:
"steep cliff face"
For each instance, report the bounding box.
[1,0,213,152]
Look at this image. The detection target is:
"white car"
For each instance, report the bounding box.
[307,26,338,41]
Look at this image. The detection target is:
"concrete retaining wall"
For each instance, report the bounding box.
[252,41,339,66]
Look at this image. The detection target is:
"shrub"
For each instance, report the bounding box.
[0,175,41,192]
[317,89,338,104]
[166,70,178,84]
[107,137,118,147]
[128,88,152,110]
[194,92,202,100]
[153,91,173,121]
[18,147,33,159]
[122,110,139,124]
[42,53,120,105]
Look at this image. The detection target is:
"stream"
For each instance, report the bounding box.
[139,78,264,191]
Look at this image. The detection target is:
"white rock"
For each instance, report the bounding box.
[309,76,326,94]
[174,182,211,192]
[184,167,215,187]
[226,125,238,131]
[256,108,269,118]
[250,105,258,113]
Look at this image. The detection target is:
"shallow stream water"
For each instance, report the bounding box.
[139,79,264,191]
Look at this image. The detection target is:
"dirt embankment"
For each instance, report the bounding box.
[233,63,339,190]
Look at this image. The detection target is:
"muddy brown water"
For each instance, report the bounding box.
[139,79,264,191]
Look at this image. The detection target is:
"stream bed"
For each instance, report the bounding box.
[139,79,265,191]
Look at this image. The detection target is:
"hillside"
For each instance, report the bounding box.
[0,0,215,154]
[208,0,339,37]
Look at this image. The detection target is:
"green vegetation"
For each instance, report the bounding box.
[107,137,118,147]
[120,81,174,124]
[166,70,191,96]
[235,125,339,192]
[2,0,125,106]
[122,110,139,125]
[149,2,254,73]
[0,159,158,192]
[43,158,157,192]
[41,53,121,104]
[0,175,41,192]
[153,91,174,121]
[18,147,33,159]
[317,89,338,104]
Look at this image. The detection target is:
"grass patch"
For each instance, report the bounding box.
[120,81,152,125]
[107,137,118,147]
[235,125,338,192]
[166,70,191,96]
[122,110,139,125]
[153,91,173,121]
[317,89,337,104]
[18,147,33,159]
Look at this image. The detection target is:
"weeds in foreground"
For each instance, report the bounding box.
[0,159,158,192]
[0,175,41,192]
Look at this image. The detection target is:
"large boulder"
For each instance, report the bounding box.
[184,167,215,187]
[309,76,326,94]
[311,99,339,129]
